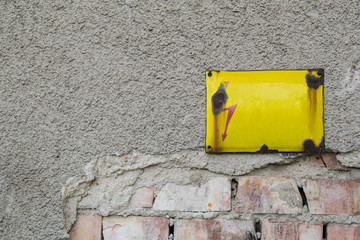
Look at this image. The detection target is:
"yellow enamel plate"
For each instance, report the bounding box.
[206,70,324,153]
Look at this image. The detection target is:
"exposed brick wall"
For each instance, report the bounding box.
[174,220,256,240]
[327,224,360,240]
[235,176,302,214]
[261,220,323,240]
[68,153,360,239]
[304,179,360,215]
[153,177,231,212]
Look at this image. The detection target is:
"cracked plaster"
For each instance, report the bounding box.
[61,150,360,239]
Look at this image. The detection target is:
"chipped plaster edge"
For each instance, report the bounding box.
[60,149,360,238]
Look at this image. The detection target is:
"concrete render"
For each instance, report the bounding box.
[1,1,359,239]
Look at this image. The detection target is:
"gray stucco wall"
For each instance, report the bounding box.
[1,1,359,239]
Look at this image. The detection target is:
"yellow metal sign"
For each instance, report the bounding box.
[206,70,324,153]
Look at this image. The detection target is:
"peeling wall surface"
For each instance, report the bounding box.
[1,1,360,239]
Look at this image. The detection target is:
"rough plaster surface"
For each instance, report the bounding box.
[337,150,360,168]
[1,1,359,239]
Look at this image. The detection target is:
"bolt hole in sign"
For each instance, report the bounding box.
[206,70,324,153]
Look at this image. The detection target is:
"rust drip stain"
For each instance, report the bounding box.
[308,88,317,132]
[211,83,228,152]
[213,115,219,152]
[305,69,323,133]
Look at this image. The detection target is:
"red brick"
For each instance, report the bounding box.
[129,187,154,208]
[309,153,338,168]
[153,177,231,212]
[103,216,169,240]
[69,215,102,240]
[174,219,256,240]
[235,176,302,214]
[328,224,360,240]
[347,225,360,240]
[303,179,360,215]
[328,225,346,240]
[261,220,322,240]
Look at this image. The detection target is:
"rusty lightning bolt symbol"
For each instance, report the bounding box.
[221,104,237,141]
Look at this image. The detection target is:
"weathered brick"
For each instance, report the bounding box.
[328,224,346,240]
[309,153,338,168]
[347,225,360,240]
[174,219,256,240]
[303,179,360,215]
[153,177,231,211]
[103,216,169,240]
[69,215,102,240]
[328,224,360,240]
[261,220,322,240]
[235,176,302,214]
[129,187,154,208]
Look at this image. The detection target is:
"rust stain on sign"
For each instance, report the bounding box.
[206,70,324,153]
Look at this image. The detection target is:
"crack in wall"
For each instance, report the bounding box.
[255,221,261,240]
[298,187,308,208]
[169,218,175,240]
[323,223,328,240]
[231,178,238,212]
